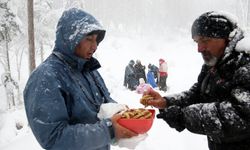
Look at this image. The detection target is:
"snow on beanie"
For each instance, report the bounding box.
[191,11,235,39]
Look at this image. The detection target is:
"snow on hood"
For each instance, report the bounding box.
[235,31,250,54]
[211,10,250,60]
[213,11,250,54]
[53,8,105,56]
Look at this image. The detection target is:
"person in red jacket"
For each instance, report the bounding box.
[158,58,168,92]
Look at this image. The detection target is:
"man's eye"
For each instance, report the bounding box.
[201,39,209,43]
[86,37,93,41]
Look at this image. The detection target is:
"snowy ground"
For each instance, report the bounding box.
[0,33,209,150]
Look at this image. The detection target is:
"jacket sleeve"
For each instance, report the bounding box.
[157,65,206,132]
[161,64,250,139]
[183,63,250,138]
[165,83,201,107]
[182,90,250,138]
[24,69,113,150]
[164,65,208,107]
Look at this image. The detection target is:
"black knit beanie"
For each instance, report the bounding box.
[191,11,235,39]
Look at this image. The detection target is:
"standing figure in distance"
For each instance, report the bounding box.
[147,64,157,88]
[134,60,146,86]
[158,58,168,92]
[148,63,159,84]
[124,60,137,90]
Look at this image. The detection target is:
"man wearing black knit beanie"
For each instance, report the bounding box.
[191,11,235,39]
[140,11,250,150]
[191,11,238,66]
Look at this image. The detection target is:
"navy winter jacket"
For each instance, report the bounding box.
[24,8,115,150]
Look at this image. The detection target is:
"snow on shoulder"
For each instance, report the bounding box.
[236,31,250,54]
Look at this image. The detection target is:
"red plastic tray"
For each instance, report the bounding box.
[118,109,155,134]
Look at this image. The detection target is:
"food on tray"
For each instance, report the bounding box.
[140,95,154,107]
[121,108,152,119]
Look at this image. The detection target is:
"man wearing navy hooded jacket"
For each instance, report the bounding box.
[23,8,137,150]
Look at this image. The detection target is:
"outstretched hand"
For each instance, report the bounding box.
[141,89,167,109]
[111,113,138,140]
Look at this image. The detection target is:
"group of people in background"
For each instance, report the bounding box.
[123,58,168,92]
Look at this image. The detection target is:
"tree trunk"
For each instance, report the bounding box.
[5,28,11,73]
[14,52,21,106]
[27,0,36,74]
[4,28,15,109]
[247,1,250,27]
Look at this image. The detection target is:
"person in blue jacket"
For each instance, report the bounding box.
[147,64,157,88]
[23,8,137,150]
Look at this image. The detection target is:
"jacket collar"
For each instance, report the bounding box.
[53,51,101,72]
[218,27,244,66]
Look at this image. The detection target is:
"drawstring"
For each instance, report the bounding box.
[53,51,103,111]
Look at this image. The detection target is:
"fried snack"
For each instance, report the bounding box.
[121,108,152,119]
[140,95,154,107]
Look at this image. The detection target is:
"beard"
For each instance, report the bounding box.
[201,52,218,66]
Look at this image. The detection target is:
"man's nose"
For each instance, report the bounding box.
[92,41,97,50]
[198,44,206,53]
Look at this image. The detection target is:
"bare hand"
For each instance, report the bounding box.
[141,89,167,109]
[111,113,138,140]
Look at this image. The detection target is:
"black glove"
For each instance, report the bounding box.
[157,106,185,132]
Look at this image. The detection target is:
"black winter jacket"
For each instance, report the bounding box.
[158,30,250,150]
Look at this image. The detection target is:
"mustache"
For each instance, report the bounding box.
[201,50,209,55]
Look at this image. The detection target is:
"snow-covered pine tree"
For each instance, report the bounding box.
[0,0,20,110]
